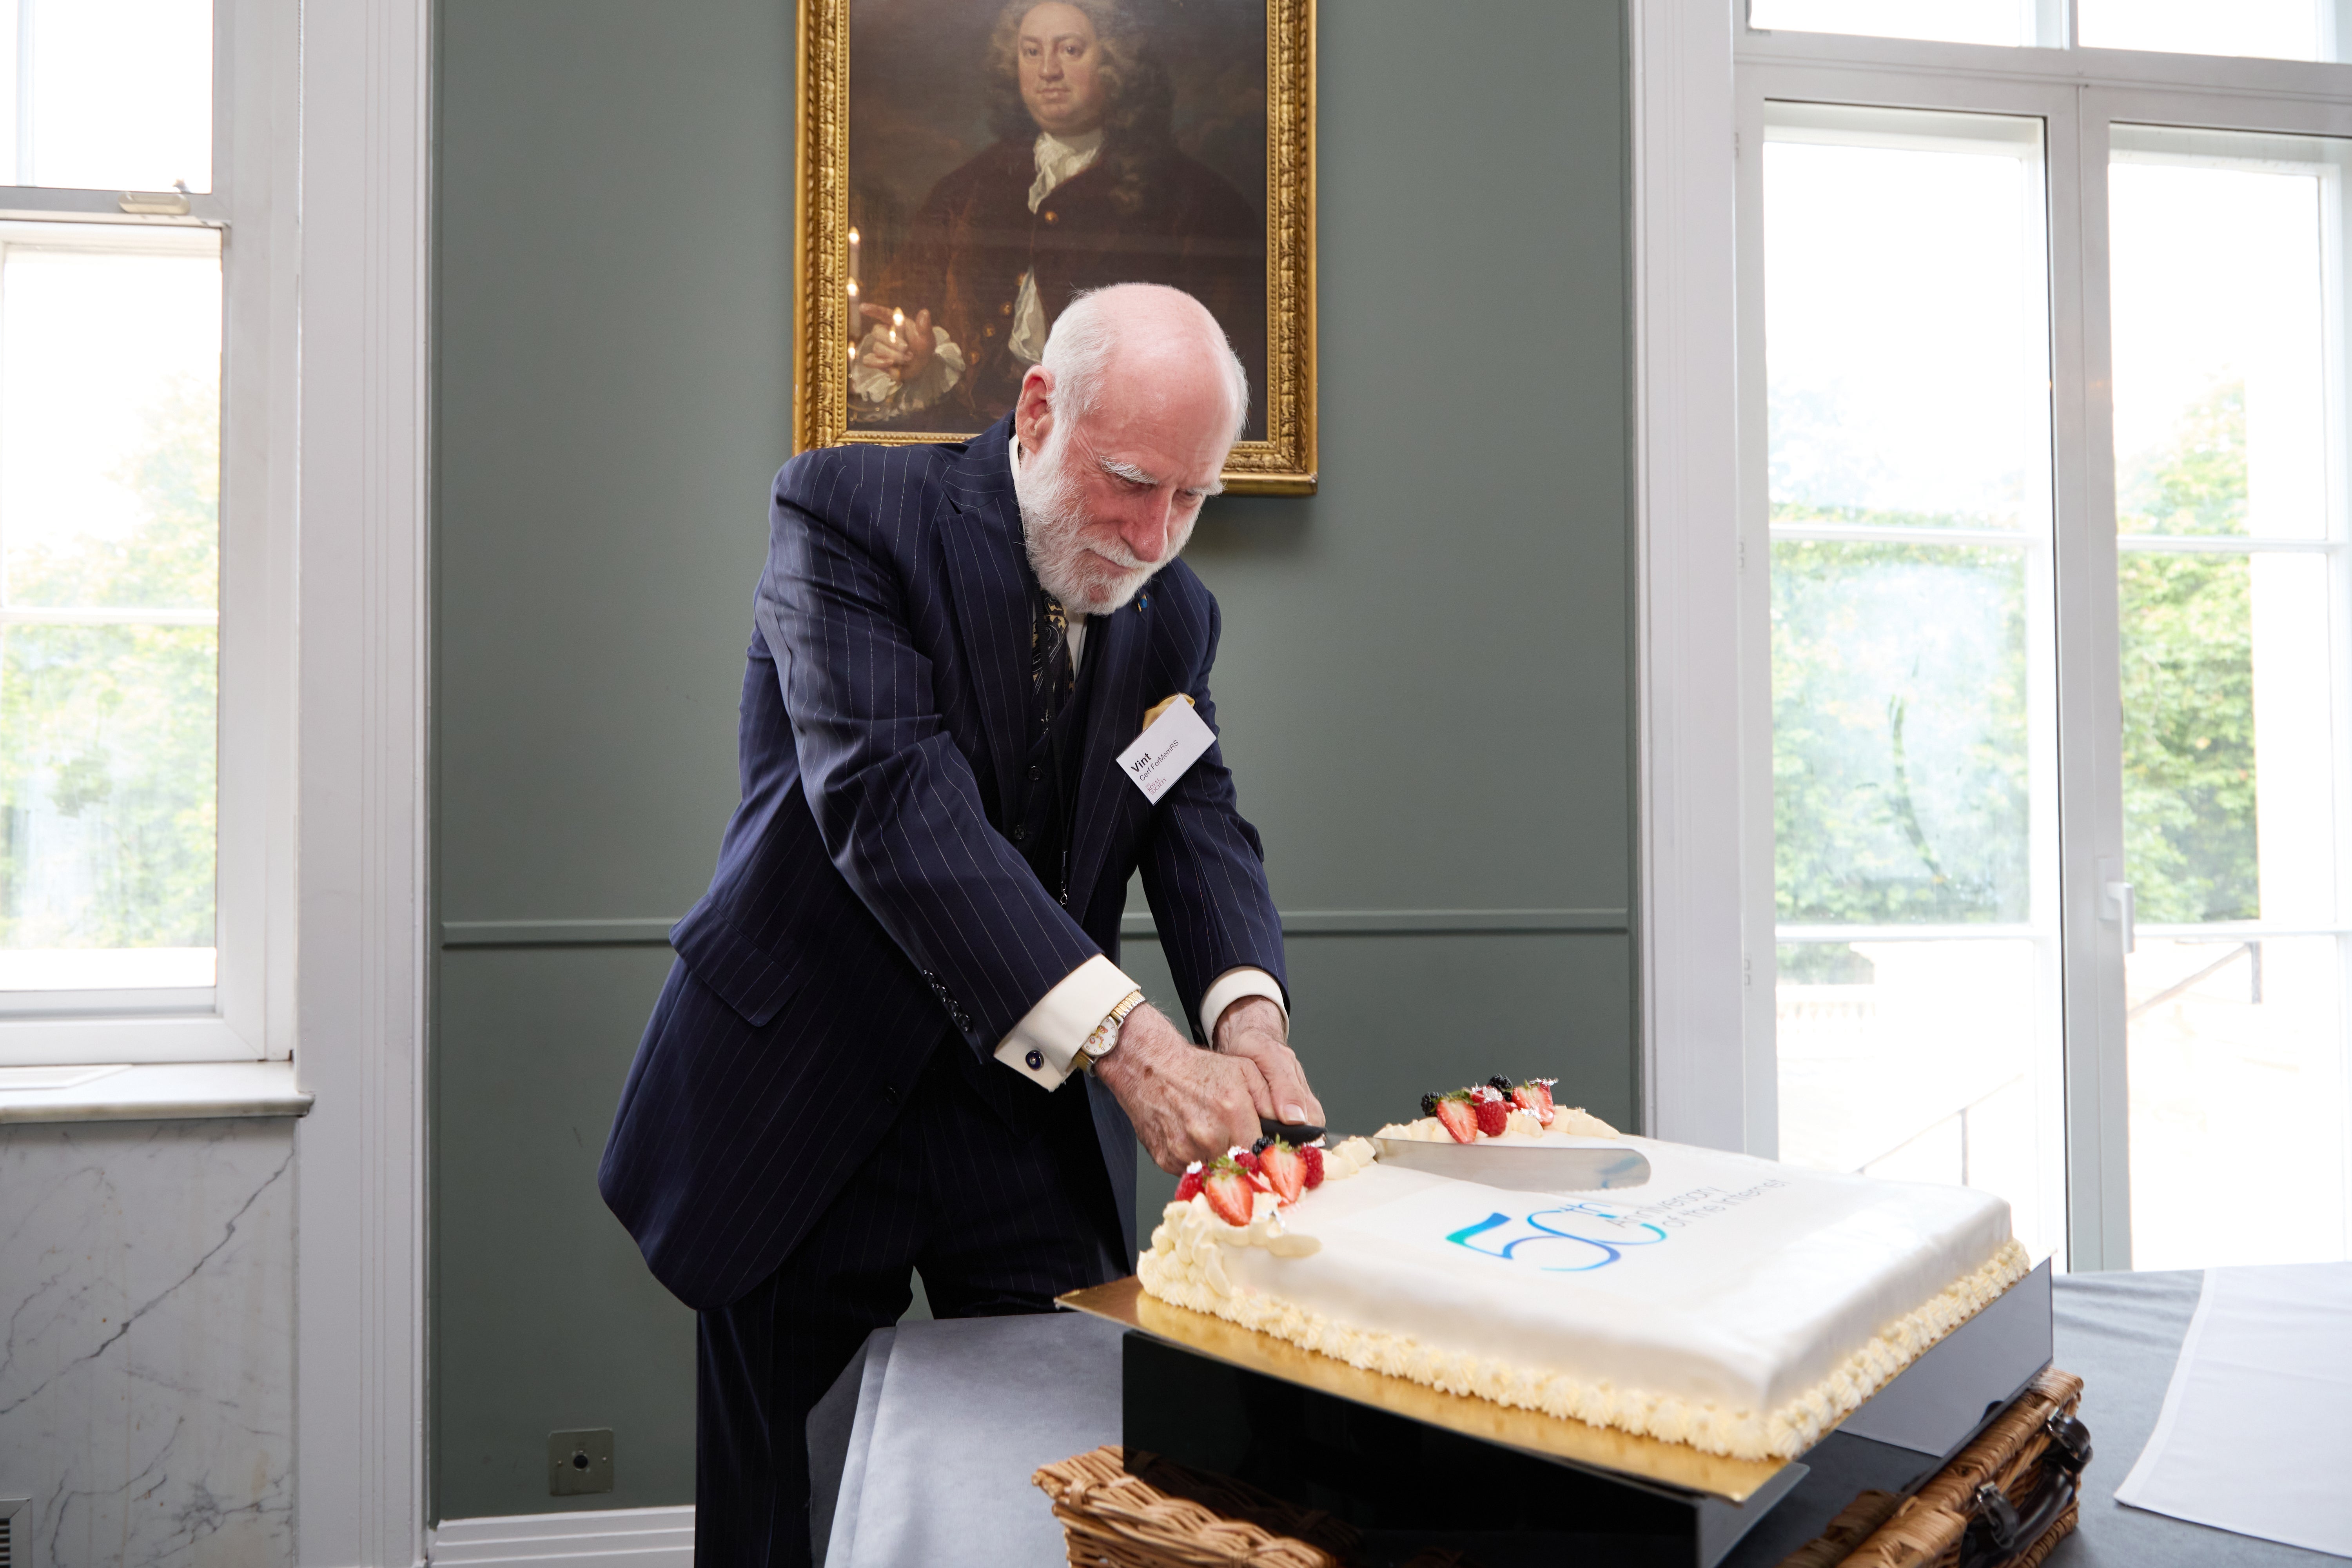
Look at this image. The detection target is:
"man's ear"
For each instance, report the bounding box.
[1015,366,1056,450]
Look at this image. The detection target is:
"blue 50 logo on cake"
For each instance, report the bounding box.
[1439,1181,1790,1273]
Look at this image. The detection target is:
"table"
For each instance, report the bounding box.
[809,1270,2340,1567]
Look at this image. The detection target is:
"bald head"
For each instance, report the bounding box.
[1038,283,1249,444]
[1010,285,1246,615]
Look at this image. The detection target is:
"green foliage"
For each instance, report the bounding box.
[1769,376,2266,933]
[0,378,219,949]
[2117,378,2248,537]
[1772,535,2031,924]
[2117,379,2259,922]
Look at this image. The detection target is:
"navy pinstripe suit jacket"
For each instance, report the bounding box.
[598,416,1287,1311]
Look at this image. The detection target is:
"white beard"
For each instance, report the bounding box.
[1014,427,1190,616]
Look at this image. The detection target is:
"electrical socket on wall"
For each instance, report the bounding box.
[547,1430,615,1497]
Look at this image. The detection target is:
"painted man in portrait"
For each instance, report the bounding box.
[852,0,1268,437]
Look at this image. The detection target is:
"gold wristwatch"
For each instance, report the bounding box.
[1075,989,1147,1072]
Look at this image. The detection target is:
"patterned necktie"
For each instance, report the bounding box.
[1031,589,1074,726]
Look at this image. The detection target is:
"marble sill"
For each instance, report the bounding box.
[0,1060,313,1123]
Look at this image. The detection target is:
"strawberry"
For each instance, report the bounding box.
[1173,1162,1204,1203]
[1299,1144,1325,1190]
[1511,1079,1557,1125]
[1259,1139,1307,1203]
[1201,1156,1256,1227]
[1433,1091,1480,1144]
[1474,1094,1510,1137]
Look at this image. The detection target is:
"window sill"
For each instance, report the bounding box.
[0,1060,312,1124]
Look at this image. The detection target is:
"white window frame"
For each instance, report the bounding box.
[0,0,297,1067]
[1636,2,2352,1271]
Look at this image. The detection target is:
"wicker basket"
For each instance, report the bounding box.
[1777,1366,2092,1568]
[1031,1446,1360,1568]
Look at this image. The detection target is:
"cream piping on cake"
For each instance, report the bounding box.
[1136,1210,2032,1461]
[1375,1107,1619,1142]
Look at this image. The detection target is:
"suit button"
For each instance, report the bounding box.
[984,325,997,338]
[1025,1049,1044,1070]
[1043,210,1058,223]
[883,1082,900,1104]
[1000,301,1013,316]
[956,1011,974,1031]
[1030,763,1043,780]
[1011,824,1027,842]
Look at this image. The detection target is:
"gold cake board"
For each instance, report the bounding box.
[1058,1275,1789,1503]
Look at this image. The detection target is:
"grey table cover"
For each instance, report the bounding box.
[810,1270,2341,1567]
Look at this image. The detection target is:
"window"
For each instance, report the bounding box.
[0,0,282,1065]
[1739,18,2352,1268]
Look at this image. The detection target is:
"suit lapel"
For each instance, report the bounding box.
[937,418,1030,828]
[1064,593,1150,917]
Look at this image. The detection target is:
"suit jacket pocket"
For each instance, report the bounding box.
[669,900,816,1027]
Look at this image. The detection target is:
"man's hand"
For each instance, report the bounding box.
[1092,1003,1265,1172]
[1214,996,1323,1130]
[858,303,937,385]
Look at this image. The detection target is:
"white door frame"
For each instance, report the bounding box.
[291,0,434,1562]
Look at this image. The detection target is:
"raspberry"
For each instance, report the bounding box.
[1234,1150,1263,1176]
[1474,1096,1510,1137]
[1300,1144,1325,1189]
[1174,1168,1203,1203]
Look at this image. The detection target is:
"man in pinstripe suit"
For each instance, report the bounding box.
[599,285,1321,1565]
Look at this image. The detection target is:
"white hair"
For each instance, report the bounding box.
[1038,285,1251,441]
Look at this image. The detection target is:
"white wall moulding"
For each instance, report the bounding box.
[291,0,433,1561]
[439,919,683,947]
[1628,0,1750,1154]
[427,1506,694,1567]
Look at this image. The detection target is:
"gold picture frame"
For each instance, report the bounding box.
[793,0,1317,495]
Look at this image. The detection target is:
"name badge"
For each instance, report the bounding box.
[1117,695,1215,804]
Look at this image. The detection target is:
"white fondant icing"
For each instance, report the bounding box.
[1138,1136,2027,1460]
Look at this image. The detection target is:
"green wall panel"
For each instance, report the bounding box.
[433,0,1631,1523]
[435,947,700,1522]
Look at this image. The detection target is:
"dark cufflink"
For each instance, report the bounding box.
[1025,1049,1044,1070]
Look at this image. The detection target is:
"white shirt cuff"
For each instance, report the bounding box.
[993,954,1140,1091]
[1200,966,1287,1044]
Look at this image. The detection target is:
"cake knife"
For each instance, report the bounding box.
[1370,1137,1653,1192]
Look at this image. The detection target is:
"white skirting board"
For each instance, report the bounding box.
[428,1505,693,1566]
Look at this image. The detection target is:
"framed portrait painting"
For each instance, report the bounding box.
[794,0,1317,494]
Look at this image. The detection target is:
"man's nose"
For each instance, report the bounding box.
[1121,500,1175,564]
[1040,51,1062,78]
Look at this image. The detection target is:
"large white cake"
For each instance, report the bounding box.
[1136,1129,2030,1461]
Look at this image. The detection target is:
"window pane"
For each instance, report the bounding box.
[1764,104,2064,1265]
[1765,109,2052,532]
[2110,129,2352,1267]
[1,235,221,609]
[1778,939,2058,1255]
[0,227,218,990]
[1773,542,2031,922]
[1749,0,2036,48]
[2110,129,2334,541]
[0,0,214,192]
[2128,936,2346,1266]
[2080,1,2335,63]
[0,622,216,953]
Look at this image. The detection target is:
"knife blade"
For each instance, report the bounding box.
[1371,1137,1652,1192]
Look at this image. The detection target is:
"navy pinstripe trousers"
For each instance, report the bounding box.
[685,968,1123,1568]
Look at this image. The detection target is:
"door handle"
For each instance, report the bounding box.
[2103,879,2136,955]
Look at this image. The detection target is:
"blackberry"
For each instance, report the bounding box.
[1251,1134,1276,1156]
[1488,1076,1514,1096]
[1419,1092,1442,1119]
